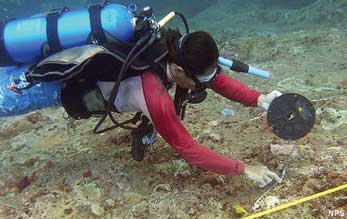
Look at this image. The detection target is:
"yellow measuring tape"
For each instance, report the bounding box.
[242,184,347,219]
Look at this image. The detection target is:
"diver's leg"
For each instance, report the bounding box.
[131,116,157,161]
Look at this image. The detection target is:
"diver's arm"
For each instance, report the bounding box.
[211,73,261,107]
[141,71,245,176]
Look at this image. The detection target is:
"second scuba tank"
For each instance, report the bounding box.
[0,2,136,65]
[0,65,64,117]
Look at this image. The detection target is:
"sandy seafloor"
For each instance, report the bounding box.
[0,0,347,218]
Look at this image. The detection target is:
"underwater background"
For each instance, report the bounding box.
[0,0,347,218]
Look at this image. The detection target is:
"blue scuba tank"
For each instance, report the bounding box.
[0,65,64,117]
[1,2,135,65]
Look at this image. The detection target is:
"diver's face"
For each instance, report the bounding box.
[169,63,196,89]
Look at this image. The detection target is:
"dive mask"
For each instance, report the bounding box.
[185,67,218,104]
[195,67,218,83]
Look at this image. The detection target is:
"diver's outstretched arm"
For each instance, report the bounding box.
[210,72,261,107]
[210,71,282,112]
[141,70,245,176]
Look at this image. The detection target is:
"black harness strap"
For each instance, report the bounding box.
[46,7,69,54]
[175,34,189,69]
[0,19,17,66]
[88,1,110,45]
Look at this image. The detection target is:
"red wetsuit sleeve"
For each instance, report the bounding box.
[141,71,245,176]
[211,73,261,107]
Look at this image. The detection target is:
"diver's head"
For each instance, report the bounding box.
[166,30,219,89]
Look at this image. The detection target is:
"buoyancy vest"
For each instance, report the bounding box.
[23,29,171,120]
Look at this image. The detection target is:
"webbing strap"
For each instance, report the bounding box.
[0,19,17,66]
[46,8,69,54]
[88,1,110,45]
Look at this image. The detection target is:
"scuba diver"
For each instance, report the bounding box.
[0,2,284,188]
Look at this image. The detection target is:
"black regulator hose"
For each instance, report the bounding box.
[174,12,190,34]
[93,31,156,134]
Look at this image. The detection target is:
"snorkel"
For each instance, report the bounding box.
[218,57,271,79]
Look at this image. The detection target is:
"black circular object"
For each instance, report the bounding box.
[267,93,315,140]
